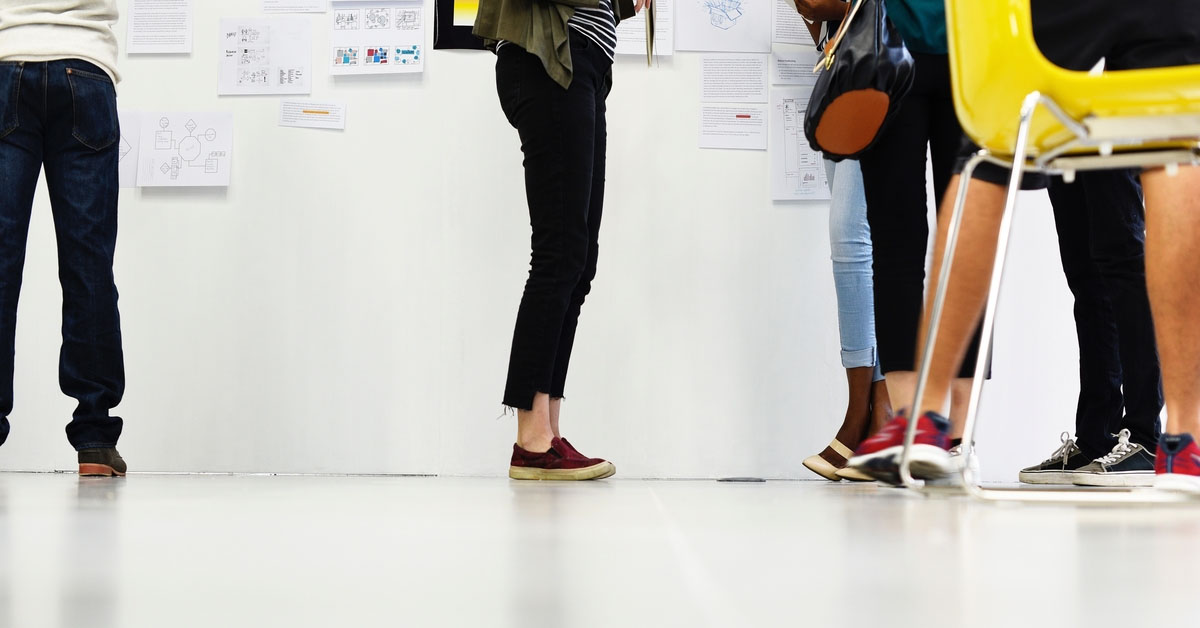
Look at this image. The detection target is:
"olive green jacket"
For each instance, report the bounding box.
[472,0,608,89]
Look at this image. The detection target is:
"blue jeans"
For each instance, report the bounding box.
[1049,170,1162,458]
[0,60,124,450]
[825,159,882,381]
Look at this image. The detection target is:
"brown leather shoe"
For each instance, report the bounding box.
[509,437,614,480]
[78,448,126,477]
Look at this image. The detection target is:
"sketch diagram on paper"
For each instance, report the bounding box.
[396,45,421,65]
[117,110,141,188]
[153,117,220,179]
[334,46,360,66]
[330,1,425,74]
[334,9,361,30]
[770,89,829,200]
[239,47,269,65]
[677,0,769,52]
[704,0,744,29]
[219,17,311,96]
[780,99,820,185]
[364,46,390,64]
[365,7,392,29]
[239,26,269,45]
[238,68,269,85]
[137,112,233,187]
[395,8,421,30]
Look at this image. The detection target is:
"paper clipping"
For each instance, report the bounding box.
[330,1,425,74]
[769,87,828,200]
[279,100,348,130]
[137,113,234,187]
[676,0,770,53]
[127,0,193,54]
[616,0,674,56]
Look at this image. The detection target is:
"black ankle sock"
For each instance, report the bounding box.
[950,438,963,448]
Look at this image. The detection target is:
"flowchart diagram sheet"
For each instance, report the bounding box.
[137,113,234,187]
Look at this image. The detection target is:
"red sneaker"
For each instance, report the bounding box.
[1154,433,1200,494]
[558,437,615,479]
[846,411,952,484]
[509,437,615,481]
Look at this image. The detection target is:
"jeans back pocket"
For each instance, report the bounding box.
[66,66,119,151]
[0,63,22,141]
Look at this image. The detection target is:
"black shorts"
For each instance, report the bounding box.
[956,0,1200,187]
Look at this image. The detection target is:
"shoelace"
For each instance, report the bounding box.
[1041,431,1078,469]
[1094,429,1138,465]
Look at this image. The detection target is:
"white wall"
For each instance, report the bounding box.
[1,0,1085,480]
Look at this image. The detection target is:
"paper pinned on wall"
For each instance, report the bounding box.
[279,100,348,130]
[127,0,194,54]
[699,104,767,150]
[772,0,810,45]
[218,17,313,95]
[118,111,142,188]
[136,112,234,187]
[616,0,674,57]
[330,1,425,75]
[263,0,328,12]
[700,54,768,103]
[676,0,770,53]
[771,48,819,85]
[769,86,829,200]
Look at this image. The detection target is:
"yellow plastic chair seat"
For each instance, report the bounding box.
[947,0,1200,164]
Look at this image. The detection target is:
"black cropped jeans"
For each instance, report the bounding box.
[495,35,611,410]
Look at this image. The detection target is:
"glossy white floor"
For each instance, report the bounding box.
[0,473,1197,628]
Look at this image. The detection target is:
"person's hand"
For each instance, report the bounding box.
[793,0,846,23]
[635,0,650,14]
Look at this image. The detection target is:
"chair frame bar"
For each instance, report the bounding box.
[896,91,1200,504]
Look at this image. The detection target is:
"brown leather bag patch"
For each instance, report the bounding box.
[814,89,891,156]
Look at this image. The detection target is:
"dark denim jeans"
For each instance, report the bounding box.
[0,60,124,450]
[495,36,611,410]
[1049,170,1162,458]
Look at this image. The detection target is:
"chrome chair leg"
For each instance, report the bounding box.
[898,150,989,490]
[900,91,1041,491]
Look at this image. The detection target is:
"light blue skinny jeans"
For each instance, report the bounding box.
[825,159,884,382]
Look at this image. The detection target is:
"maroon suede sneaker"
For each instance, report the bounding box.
[558,437,615,479]
[509,437,616,480]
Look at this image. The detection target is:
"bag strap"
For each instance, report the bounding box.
[816,0,866,72]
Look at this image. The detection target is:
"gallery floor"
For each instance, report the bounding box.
[0,473,1195,628]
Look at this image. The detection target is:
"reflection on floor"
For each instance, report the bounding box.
[0,474,1196,627]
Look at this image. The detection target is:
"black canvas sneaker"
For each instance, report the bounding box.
[1072,429,1155,487]
[1018,432,1092,484]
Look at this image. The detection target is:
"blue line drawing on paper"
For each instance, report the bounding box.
[396,45,421,65]
[704,0,743,29]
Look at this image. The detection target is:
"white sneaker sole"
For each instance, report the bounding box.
[847,444,952,484]
[1018,470,1089,485]
[1072,472,1155,488]
[509,461,615,481]
[1155,473,1200,494]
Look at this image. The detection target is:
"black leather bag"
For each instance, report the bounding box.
[803,0,914,161]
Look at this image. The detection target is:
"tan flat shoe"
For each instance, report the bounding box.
[802,439,855,481]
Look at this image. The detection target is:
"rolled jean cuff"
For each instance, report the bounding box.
[840,346,877,370]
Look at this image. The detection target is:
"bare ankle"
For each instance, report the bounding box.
[516,434,554,453]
